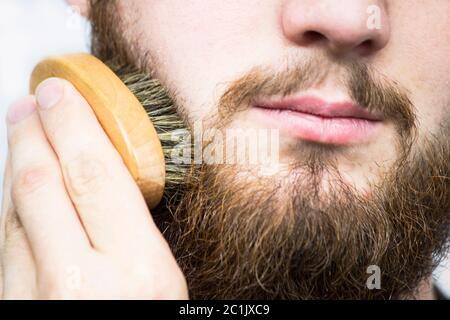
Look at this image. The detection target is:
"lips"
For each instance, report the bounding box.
[251,96,383,145]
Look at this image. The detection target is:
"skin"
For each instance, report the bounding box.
[0,80,187,299]
[1,0,449,299]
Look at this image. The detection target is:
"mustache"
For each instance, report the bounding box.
[218,57,417,139]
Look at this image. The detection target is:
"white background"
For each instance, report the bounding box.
[0,0,448,297]
[0,0,90,195]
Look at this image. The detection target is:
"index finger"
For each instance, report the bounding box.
[35,78,168,257]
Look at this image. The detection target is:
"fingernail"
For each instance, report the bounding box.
[36,78,64,109]
[6,97,37,124]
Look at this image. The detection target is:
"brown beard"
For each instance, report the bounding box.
[163,132,450,299]
[89,1,450,299]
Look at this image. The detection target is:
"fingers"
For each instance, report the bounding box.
[0,155,11,260]
[1,157,35,299]
[6,96,91,270]
[0,155,12,298]
[2,210,36,299]
[3,90,185,300]
[34,78,164,256]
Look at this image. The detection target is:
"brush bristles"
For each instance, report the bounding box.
[106,61,191,196]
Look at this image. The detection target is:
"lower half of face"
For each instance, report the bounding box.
[163,55,447,204]
[94,0,450,298]
[122,1,449,199]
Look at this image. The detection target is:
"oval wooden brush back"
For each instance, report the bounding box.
[30,53,165,209]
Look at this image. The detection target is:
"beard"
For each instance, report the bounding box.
[89,1,450,299]
[163,134,450,299]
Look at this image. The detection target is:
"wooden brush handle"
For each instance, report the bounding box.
[30,53,165,209]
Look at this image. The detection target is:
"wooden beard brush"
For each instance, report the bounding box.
[30,53,190,209]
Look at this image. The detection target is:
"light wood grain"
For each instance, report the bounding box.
[30,53,165,209]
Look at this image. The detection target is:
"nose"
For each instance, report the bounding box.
[281,0,390,56]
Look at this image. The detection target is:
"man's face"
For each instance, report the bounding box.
[114,0,449,192]
[88,0,450,299]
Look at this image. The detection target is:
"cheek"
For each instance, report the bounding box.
[381,1,450,134]
[407,38,449,135]
[134,0,281,121]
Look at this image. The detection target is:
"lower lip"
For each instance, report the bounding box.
[252,107,382,145]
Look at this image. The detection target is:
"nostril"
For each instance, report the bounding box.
[302,30,327,45]
[361,39,373,48]
[357,39,375,55]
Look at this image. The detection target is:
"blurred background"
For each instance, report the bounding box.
[0,0,448,297]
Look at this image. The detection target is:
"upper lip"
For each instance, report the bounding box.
[254,96,383,121]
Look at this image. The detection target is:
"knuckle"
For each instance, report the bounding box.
[64,152,110,200]
[12,164,58,199]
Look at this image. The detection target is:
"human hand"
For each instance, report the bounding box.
[0,78,188,299]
